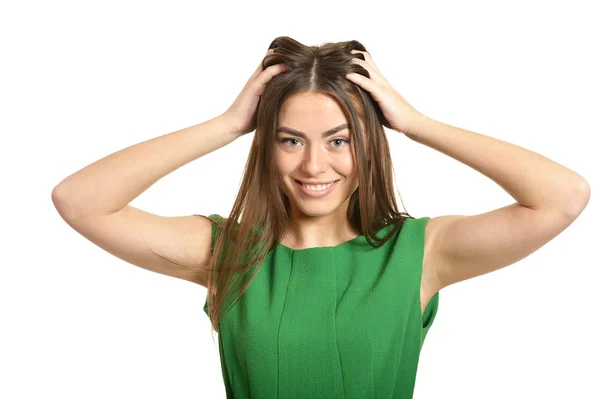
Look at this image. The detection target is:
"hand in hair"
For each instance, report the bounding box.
[221,48,291,136]
[346,50,425,136]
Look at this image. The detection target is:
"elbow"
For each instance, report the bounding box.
[563,179,590,219]
[52,185,78,221]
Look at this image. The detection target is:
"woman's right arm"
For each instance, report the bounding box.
[51,115,239,286]
[52,115,239,220]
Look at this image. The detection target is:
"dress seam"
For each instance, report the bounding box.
[276,249,294,399]
[332,247,346,398]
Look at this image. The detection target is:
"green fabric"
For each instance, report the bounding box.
[202,214,439,398]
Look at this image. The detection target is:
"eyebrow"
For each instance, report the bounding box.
[276,123,349,139]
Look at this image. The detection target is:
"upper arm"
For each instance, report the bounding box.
[424,202,581,292]
[58,205,214,286]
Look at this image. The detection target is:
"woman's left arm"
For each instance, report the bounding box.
[404,115,590,291]
[405,115,590,216]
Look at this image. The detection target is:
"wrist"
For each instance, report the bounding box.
[215,114,242,140]
[404,113,431,141]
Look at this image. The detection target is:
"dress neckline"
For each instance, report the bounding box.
[275,221,408,253]
[277,232,365,252]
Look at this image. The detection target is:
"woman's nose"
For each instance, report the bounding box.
[301,146,328,175]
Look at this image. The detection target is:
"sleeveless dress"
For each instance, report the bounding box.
[198,214,440,398]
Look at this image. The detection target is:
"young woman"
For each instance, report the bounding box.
[52,37,590,398]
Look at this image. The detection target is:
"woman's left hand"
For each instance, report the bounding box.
[346,50,425,136]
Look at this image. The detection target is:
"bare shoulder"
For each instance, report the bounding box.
[420,216,456,312]
[422,214,468,293]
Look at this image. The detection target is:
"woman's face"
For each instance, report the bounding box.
[274,92,359,221]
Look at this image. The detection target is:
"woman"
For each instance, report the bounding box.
[52,36,590,398]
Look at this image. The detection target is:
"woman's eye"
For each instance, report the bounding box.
[331,138,349,148]
[279,138,350,148]
[280,138,300,147]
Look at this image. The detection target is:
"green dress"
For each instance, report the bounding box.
[200,214,439,398]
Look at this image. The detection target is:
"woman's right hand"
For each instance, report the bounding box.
[220,48,290,136]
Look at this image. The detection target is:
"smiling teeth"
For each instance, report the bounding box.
[302,182,335,191]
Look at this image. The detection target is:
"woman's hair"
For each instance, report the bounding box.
[201,36,414,336]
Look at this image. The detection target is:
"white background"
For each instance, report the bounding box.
[2,0,598,398]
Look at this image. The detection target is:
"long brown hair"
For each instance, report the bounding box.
[201,36,414,336]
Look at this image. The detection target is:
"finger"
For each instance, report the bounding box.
[249,48,278,81]
[350,57,386,85]
[351,49,372,63]
[253,63,290,91]
[346,72,382,100]
[351,49,374,61]
[351,49,382,74]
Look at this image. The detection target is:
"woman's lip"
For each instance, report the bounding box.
[294,179,340,184]
[294,179,340,198]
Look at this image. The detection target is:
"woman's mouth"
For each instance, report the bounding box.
[294,179,340,198]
